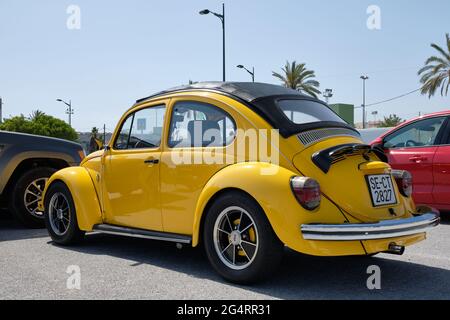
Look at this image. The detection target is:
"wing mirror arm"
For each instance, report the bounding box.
[101,145,111,165]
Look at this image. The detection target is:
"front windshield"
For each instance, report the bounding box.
[277,99,346,125]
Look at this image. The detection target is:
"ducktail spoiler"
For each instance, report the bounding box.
[312,143,388,173]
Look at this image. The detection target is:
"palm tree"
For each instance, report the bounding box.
[29,110,45,121]
[418,33,450,98]
[272,61,321,98]
[91,127,99,139]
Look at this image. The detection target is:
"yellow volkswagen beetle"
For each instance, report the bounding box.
[41,82,439,283]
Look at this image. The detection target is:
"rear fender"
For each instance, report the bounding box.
[191,162,355,254]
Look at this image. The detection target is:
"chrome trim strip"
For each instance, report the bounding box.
[93,224,192,244]
[301,212,439,241]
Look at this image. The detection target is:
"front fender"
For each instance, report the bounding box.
[191,162,356,255]
[42,167,102,231]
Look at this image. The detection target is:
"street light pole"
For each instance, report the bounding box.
[360,76,369,129]
[57,98,74,127]
[236,64,255,82]
[199,3,226,81]
[0,97,3,124]
[222,3,225,82]
[371,110,378,125]
[323,88,333,104]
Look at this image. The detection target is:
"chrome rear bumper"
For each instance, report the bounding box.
[301,212,440,241]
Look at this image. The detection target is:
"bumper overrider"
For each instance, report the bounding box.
[301,212,440,241]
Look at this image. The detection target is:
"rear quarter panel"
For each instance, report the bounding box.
[192,162,365,255]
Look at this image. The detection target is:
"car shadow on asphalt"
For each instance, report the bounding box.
[439,212,450,225]
[0,213,48,242]
[52,232,450,299]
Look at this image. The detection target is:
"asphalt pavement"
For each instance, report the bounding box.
[1,212,449,299]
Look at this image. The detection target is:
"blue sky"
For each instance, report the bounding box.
[0,0,449,132]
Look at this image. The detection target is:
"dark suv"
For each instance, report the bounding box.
[0,131,84,227]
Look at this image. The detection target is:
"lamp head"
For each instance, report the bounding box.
[236,65,244,69]
[199,9,210,15]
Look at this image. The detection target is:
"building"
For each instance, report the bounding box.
[329,103,354,127]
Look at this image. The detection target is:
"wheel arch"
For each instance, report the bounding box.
[2,158,70,202]
[194,187,258,247]
[42,167,102,231]
[191,162,299,247]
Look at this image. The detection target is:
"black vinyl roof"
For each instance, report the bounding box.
[136,82,309,104]
[136,82,356,138]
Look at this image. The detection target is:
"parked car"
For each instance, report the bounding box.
[359,127,393,144]
[0,131,85,227]
[41,82,439,283]
[370,111,450,213]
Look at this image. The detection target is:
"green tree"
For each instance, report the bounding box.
[379,114,403,128]
[418,33,450,98]
[272,61,321,98]
[0,110,78,141]
[29,110,45,121]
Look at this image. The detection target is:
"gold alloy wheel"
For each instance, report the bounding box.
[23,177,48,218]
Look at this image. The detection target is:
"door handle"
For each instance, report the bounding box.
[144,158,159,164]
[409,155,428,162]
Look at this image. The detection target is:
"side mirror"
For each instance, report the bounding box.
[371,138,385,150]
[372,142,384,150]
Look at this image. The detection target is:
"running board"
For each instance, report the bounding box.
[92,224,192,244]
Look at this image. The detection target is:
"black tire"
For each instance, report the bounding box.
[203,191,284,284]
[44,181,84,245]
[9,167,56,228]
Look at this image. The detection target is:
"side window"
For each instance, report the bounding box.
[384,117,446,149]
[114,114,133,150]
[168,101,236,148]
[114,105,166,150]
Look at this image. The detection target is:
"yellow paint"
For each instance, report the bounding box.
[363,233,426,254]
[42,167,102,230]
[292,140,411,222]
[41,90,428,257]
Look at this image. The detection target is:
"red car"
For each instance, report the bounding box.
[371,111,450,212]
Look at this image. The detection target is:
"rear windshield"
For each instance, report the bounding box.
[277,99,346,125]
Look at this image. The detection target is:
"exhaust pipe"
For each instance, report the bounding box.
[385,242,405,255]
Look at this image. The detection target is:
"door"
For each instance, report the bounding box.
[102,104,166,231]
[433,118,450,206]
[382,116,447,205]
[160,99,237,235]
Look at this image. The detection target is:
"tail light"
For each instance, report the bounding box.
[290,176,321,210]
[392,170,413,197]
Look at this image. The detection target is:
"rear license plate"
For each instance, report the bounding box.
[366,174,397,207]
